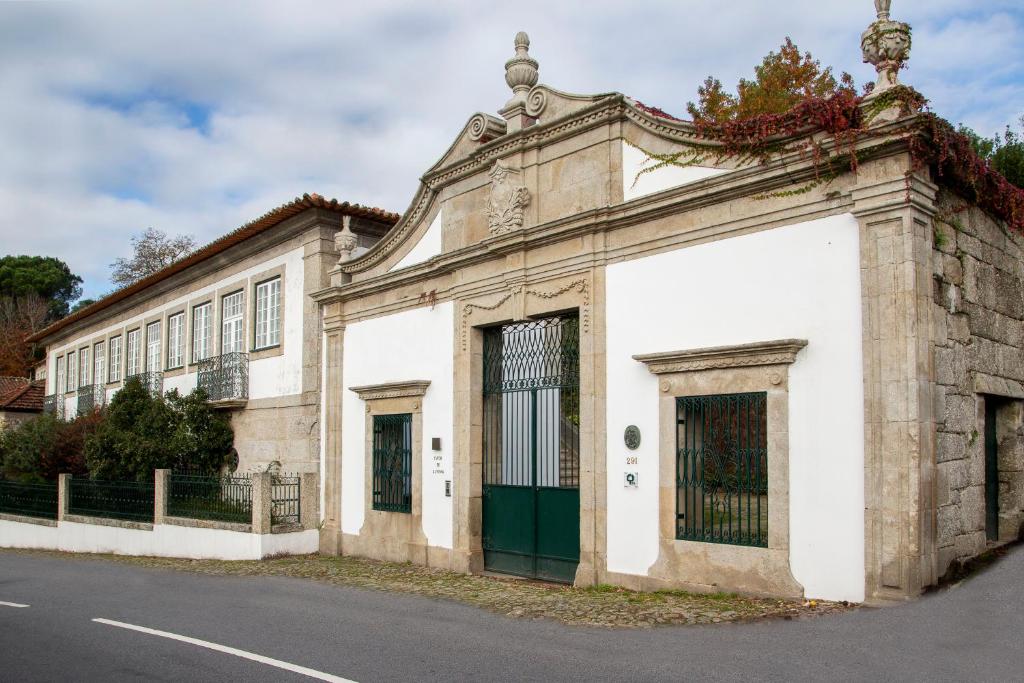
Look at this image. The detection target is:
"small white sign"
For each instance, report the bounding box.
[624,471,638,488]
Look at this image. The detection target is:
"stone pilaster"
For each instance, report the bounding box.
[319,307,345,554]
[252,472,273,534]
[154,469,169,524]
[57,473,71,521]
[853,155,940,601]
[300,472,319,530]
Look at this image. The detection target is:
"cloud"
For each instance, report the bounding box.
[0,0,1021,298]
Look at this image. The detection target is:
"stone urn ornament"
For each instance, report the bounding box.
[861,0,912,95]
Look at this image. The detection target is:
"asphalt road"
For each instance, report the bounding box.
[1,548,1023,682]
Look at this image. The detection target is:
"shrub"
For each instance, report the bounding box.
[0,412,94,482]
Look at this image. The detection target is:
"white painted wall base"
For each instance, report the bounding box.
[0,518,318,560]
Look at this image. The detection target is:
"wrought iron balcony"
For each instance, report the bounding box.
[76,384,105,416]
[126,371,164,397]
[43,393,65,420]
[197,352,248,403]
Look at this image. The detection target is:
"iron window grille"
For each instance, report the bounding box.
[43,393,65,420]
[676,392,768,548]
[77,383,105,416]
[271,475,301,525]
[372,413,412,513]
[126,371,164,396]
[197,352,249,401]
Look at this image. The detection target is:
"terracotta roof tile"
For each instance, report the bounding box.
[0,379,43,412]
[28,194,400,343]
[629,99,683,122]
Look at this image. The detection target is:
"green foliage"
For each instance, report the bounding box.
[70,298,97,313]
[84,378,234,481]
[687,38,856,124]
[0,412,93,482]
[0,255,83,319]
[958,117,1024,189]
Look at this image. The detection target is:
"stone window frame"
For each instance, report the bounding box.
[124,326,142,378]
[163,307,188,376]
[92,339,106,389]
[55,353,66,395]
[249,264,286,361]
[106,333,123,385]
[188,298,214,367]
[216,280,248,356]
[78,344,91,387]
[349,380,430,563]
[143,315,163,374]
[66,349,76,394]
[633,339,807,597]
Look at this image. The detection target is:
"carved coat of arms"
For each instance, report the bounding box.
[486,161,530,236]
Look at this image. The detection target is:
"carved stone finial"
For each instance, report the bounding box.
[862,0,911,95]
[334,215,358,264]
[503,31,539,109]
[486,161,530,237]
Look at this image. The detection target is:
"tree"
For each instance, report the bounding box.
[0,293,49,376]
[687,38,856,124]
[959,117,1024,189]
[0,255,83,319]
[70,298,97,313]
[0,411,94,483]
[110,227,196,289]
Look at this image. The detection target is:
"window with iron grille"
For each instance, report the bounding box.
[222,291,244,354]
[126,329,140,377]
[93,341,105,386]
[67,351,77,391]
[254,277,281,350]
[676,392,768,548]
[108,336,122,382]
[167,312,185,369]
[192,302,212,362]
[372,413,412,513]
[146,321,161,372]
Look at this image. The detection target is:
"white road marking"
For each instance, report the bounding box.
[0,601,29,608]
[92,618,356,682]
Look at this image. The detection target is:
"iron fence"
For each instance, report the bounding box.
[43,394,65,420]
[126,372,163,396]
[197,352,248,401]
[271,475,300,525]
[0,480,58,519]
[68,478,155,523]
[77,383,105,416]
[167,473,252,524]
[676,392,768,548]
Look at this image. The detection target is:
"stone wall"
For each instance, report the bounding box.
[229,399,320,474]
[932,190,1024,577]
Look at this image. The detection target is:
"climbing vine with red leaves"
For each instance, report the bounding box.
[634,86,1024,235]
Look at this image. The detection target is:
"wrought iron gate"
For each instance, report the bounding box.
[482,315,580,583]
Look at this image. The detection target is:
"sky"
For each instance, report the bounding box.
[1,0,1022,301]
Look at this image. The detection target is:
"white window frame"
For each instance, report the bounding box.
[108,335,122,382]
[167,313,185,369]
[56,355,66,394]
[146,321,162,372]
[79,347,91,387]
[254,277,281,350]
[67,351,77,391]
[126,329,141,377]
[93,341,105,387]
[222,291,244,354]
[192,302,212,362]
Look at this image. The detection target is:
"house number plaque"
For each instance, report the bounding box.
[624,425,641,450]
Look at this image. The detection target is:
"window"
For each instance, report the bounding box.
[222,291,244,354]
[108,336,122,382]
[93,342,105,386]
[146,321,161,372]
[167,313,185,369]
[254,277,281,350]
[676,392,767,548]
[126,329,140,377]
[372,413,413,513]
[67,351,77,391]
[192,302,212,362]
[79,348,91,387]
[56,356,66,394]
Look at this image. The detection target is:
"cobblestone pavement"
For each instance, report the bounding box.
[3,549,850,627]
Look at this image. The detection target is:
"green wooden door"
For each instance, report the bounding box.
[482,316,580,583]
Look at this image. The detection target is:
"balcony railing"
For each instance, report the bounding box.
[43,393,65,420]
[76,384,105,416]
[126,371,164,397]
[197,352,248,402]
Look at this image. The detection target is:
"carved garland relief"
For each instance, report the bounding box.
[460,278,590,350]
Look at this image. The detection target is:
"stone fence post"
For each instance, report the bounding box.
[252,472,272,534]
[57,473,71,521]
[154,469,170,525]
[300,472,319,530]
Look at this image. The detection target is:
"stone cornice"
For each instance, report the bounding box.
[633,339,808,374]
[349,380,431,401]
